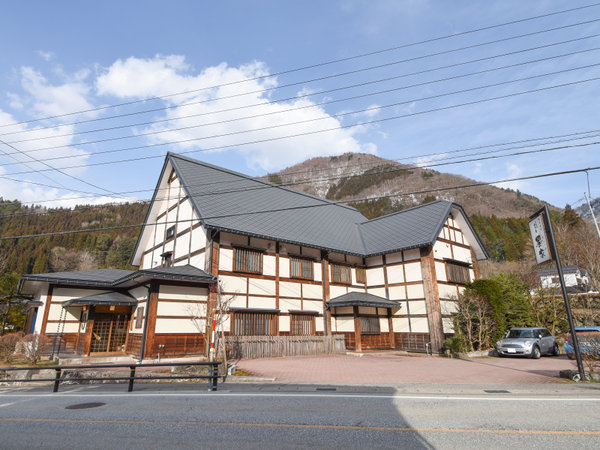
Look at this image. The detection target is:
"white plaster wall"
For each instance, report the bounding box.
[190,226,207,252]
[189,253,206,271]
[410,317,430,332]
[157,301,204,317]
[302,300,323,314]
[392,317,410,332]
[335,317,354,332]
[440,300,459,315]
[406,284,425,299]
[33,287,48,333]
[279,316,290,332]
[433,240,452,260]
[367,287,387,298]
[330,285,347,298]
[407,300,427,315]
[366,267,385,286]
[442,317,455,333]
[247,296,276,309]
[219,248,233,272]
[393,301,407,315]
[279,256,290,278]
[435,262,447,282]
[388,286,406,300]
[386,265,404,284]
[220,275,247,294]
[155,318,198,334]
[279,281,301,298]
[175,231,191,260]
[404,248,421,261]
[366,255,383,267]
[404,262,422,282]
[228,295,247,309]
[279,298,302,312]
[263,255,276,277]
[315,318,324,332]
[452,245,472,263]
[248,279,276,296]
[313,262,322,282]
[379,317,389,332]
[386,252,403,264]
[159,285,208,300]
[347,286,365,294]
[438,284,459,300]
[303,284,322,299]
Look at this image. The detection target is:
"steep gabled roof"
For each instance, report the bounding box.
[133,152,487,260]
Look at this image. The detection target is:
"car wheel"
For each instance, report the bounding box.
[497,352,505,358]
[552,343,560,356]
[531,346,541,359]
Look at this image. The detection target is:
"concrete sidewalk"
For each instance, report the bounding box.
[234,353,578,385]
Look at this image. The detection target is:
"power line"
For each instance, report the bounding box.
[2,3,597,129]
[2,75,599,177]
[5,44,599,154]
[2,165,599,241]
[3,35,598,143]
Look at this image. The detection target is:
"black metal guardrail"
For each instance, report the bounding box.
[0,361,222,392]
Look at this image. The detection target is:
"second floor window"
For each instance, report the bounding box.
[165,225,175,240]
[447,261,470,284]
[234,247,262,273]
[355,267,366,284]
[161,251,173,268]
[331,264,351,284]
[290,257,313,279]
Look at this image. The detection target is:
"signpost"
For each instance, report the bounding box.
[529,206,586,381]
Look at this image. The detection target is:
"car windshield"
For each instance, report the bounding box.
[506,329,534,338]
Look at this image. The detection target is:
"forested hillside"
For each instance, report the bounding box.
[0,199,147,274]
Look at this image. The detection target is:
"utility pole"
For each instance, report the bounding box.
[584,192,600,240]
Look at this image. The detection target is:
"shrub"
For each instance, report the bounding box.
[443,335,467,353]
[0,333,21,363]
[16,334,49,364]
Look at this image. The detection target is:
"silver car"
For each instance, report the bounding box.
[496,327,560,359]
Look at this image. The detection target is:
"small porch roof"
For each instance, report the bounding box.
[327,292,401,309]
[63,291,138,307]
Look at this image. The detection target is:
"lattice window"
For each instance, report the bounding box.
[355,267,366,284]
[165,225,176,240]
[231,311,277,336]
[447,262,470,284]
[331,264,352,284]
[360,316,381,334]
[291,314,315,335]
[290,257,313,279]
[233,248,263,274]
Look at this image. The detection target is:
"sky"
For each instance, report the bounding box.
[0,0,599,211]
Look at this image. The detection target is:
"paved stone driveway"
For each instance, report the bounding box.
[234,353,576,385]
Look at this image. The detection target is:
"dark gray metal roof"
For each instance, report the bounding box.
[327,292,401,309]
[18,264,215,294]
[170,153,369,255]
[63,291,138,307]
[167,153,485,258]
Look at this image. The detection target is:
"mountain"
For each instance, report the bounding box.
[266,153,547,218]
[575,197,600,223]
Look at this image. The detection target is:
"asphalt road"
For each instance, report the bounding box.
[1,383,599,449]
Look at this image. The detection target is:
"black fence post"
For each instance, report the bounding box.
[208,362,219,391]
[128,366,136,392]
[53,368,62,393]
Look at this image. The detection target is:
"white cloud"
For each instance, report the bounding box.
[492,162,526,191]
[37,50,55,62]
[19,66,94,117]
[96,55,377,171]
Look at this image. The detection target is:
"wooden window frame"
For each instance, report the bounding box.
[233,247,263,274]
[355,267,366,284]
[231,311,277,336]
[360,316,381,334]
[446,260,471,285]
[330,263,352,284]
[161,251,173,268]
[135,306,144,329]
[165,225,176,240]
[290,256,314,280]
[290,313,316,336]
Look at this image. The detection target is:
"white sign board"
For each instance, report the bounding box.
[529,214,552,264]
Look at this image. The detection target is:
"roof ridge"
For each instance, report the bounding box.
[359,199,451,225]
[167,152,366,215]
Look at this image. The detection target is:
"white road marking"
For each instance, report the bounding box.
[0,402,15,408]
[0,392,599,401]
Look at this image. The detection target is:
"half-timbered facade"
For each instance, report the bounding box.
[19,152,487,357]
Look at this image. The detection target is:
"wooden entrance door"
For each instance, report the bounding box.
[90,313,129,353]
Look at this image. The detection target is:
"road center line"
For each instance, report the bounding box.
[0,417,598,435]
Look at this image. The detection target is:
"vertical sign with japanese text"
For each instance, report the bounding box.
[529,213,552,264]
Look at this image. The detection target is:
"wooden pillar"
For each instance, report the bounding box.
[353,305,362,352]
[321,252,331,336]
[421,246,443,353]
[40,285,54,335]
[206,237,220,355]
[387,308,395,349]
[275,242,280,336]
[144,281,160,358]
[83,306,95,356]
